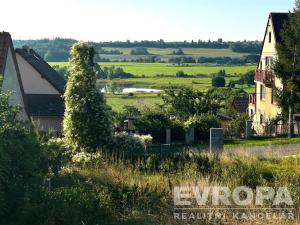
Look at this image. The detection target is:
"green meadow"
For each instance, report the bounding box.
[49,62,255,77]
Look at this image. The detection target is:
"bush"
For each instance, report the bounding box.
[185,114,221,140]
[135,110,171,143]
[109,132,146,155]
[176,70,187,77]
[212,76,226,87]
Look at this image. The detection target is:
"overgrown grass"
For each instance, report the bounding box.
[54,150,300,225]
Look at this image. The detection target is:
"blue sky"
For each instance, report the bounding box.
[1,0,295,41]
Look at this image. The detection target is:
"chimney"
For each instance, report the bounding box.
[22,45,30,54]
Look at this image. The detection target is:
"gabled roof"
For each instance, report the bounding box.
[25,94,64,117]
[270,13,289,44]
[0,32,30,119]
[256,12,289,69]
[15,47,66,94]
[0,32,11,75]
[233,96,249,113]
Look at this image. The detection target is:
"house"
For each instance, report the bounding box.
[0,32,66,133]
[249,13,289,135]
[0,32,29,121]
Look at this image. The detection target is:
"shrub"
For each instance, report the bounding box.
[43,138,69,172]
[109,132,146,155]
[185,114,221,140]
[175,70,187,77]
[135,110,171,143]
[134,134,153,146]
[212,76,226,87]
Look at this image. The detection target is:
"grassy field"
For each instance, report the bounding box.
[49,62,255,77]
[106,93,162,111]
[99,47,248,61]
[49,62,255,111]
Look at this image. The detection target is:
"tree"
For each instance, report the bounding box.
[63,42,113,152]
[172,48,184,55]
[217,69,226,77]
[0,92,44,223]
[273,6,300,126]
[176,70,186,77]
[212,76,226,87]
[130,47,149,55]
[161,87,221,120]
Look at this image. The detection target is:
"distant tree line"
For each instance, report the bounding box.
[13,38,262,62]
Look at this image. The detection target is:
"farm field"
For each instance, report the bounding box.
[98,47,248,61]
[49,62,255,77]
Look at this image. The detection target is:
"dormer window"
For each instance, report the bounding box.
[268,31,272,43]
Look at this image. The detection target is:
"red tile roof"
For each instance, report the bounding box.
[0,32,11,74]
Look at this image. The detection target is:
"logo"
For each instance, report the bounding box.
[173,186,295,222]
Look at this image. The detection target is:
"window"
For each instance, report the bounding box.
[265,57,273,70]
[269,31,272,43]
[260,114,264,124]
[260,84,266,100]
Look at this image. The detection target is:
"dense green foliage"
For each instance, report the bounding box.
[161,87,221,120]
[100,66,135,79]
[63,42,112,152]
[108,132,146,154]
[184,114,221,140]
[212,75,226,87]
[0,92,45,224]
[274,9,300,117]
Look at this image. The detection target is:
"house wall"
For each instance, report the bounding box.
[252,16,282,134]
[32,116,63,133]
[1,46,28,121]
[16,53,60,95]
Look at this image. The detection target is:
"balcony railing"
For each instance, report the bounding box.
[255,70,274,85]
[249,93,256,105]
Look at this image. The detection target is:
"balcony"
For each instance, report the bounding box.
[249,93,256,106]
[255,70,273,86]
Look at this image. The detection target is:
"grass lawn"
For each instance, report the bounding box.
[225,137,300,148]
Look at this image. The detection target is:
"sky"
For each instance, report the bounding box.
[0,0,295,42]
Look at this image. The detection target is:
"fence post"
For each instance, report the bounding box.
[245,120,253,139]
[210,128,224,154]
[166,128,171,144]
[185,127,195,144]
